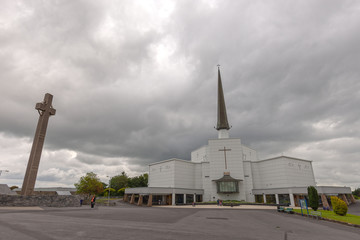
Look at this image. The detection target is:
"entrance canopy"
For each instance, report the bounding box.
[213,174,242,193]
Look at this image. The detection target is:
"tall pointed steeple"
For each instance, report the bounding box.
[216,66,230,138]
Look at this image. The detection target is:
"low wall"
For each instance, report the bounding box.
[0,195,82,207]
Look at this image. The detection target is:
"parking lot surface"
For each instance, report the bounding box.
[0,205,359,240]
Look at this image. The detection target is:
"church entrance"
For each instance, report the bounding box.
[255,195,263,203]
[186,194,194,203]
[266,194,276,204]
[166,195,172,205]
[278,194,290,205]
[175,194,184,204]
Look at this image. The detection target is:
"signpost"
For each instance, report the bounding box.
[299,199,309,216]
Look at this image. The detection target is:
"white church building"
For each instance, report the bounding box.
[125,68,353,207]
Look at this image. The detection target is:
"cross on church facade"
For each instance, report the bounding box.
[21,93,56,196]
[219,146,231,169]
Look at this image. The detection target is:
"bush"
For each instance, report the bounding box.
[331,196,339,209]
[331,196,348,216]
[307,186,319,211]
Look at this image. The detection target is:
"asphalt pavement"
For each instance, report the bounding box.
[348,200,360,216]
[0,204,359,240]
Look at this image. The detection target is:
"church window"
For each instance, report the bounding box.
[214,174,241,193]
[217,181,238,193]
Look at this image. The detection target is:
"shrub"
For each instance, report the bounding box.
[331,196,348,216]
[330,196,339,209]
[307,186,319,211]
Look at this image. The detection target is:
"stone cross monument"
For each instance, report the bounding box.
[21,93,56,196]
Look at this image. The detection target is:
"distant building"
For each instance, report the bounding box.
[125,68,353,207]
[0,184,17,195]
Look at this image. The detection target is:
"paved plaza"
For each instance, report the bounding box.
[0,204,359,240]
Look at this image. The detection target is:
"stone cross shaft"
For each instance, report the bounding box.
[219,146,231,169]
[21,93,56,196]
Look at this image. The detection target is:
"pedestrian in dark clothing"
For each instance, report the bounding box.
[91,195,96,208]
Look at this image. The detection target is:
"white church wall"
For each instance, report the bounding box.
[191,146,208,163]
[243,161,255,202]
[208,138,244,180]
[251,157,316,189]
[201,162,211,201]
[148,160,175,188]
[194,164,203,189]
[242,145,258,162]
[251,161,263,189]
[282,157,316,187]
[207,138,245,201]
[173,160,197,189]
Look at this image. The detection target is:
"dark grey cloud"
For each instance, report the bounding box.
[1,0,359,189]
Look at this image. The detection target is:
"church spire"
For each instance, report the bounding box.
[216,66,230,138]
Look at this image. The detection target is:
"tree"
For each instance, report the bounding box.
[74,172,104,196]
[103,188,116,197]
[110,172,129,195]
[10,186,19,190]
[128,173,148,188]
[307,186,319,211]
[118,187,126,196]
[108,171,148,195]
[352,188,360,197]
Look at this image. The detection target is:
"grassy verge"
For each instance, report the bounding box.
[293,209,360,225]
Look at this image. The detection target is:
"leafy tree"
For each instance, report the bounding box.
[107,172,148,195]
[352,188,360,197]
[74,172,104,196]
[10,185,19,190]
[110,172,129,195]
[128,173,148,188]
[118,187,126,196]
[307,186,319,211]
[103,188,116,197]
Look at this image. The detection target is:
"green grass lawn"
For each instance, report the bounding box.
[294,209,360,225]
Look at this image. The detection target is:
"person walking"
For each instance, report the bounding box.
[91,195,96,208]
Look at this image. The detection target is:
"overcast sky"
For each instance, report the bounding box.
[0,0,359,190]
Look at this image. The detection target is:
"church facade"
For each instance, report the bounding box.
[125,68,353,207]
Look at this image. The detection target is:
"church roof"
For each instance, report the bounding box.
[216,66,230,130]
[257,156,313,163]
[213,174,242,182]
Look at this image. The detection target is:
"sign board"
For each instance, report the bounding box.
[299,198,309,216]
[300,199,306,208]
